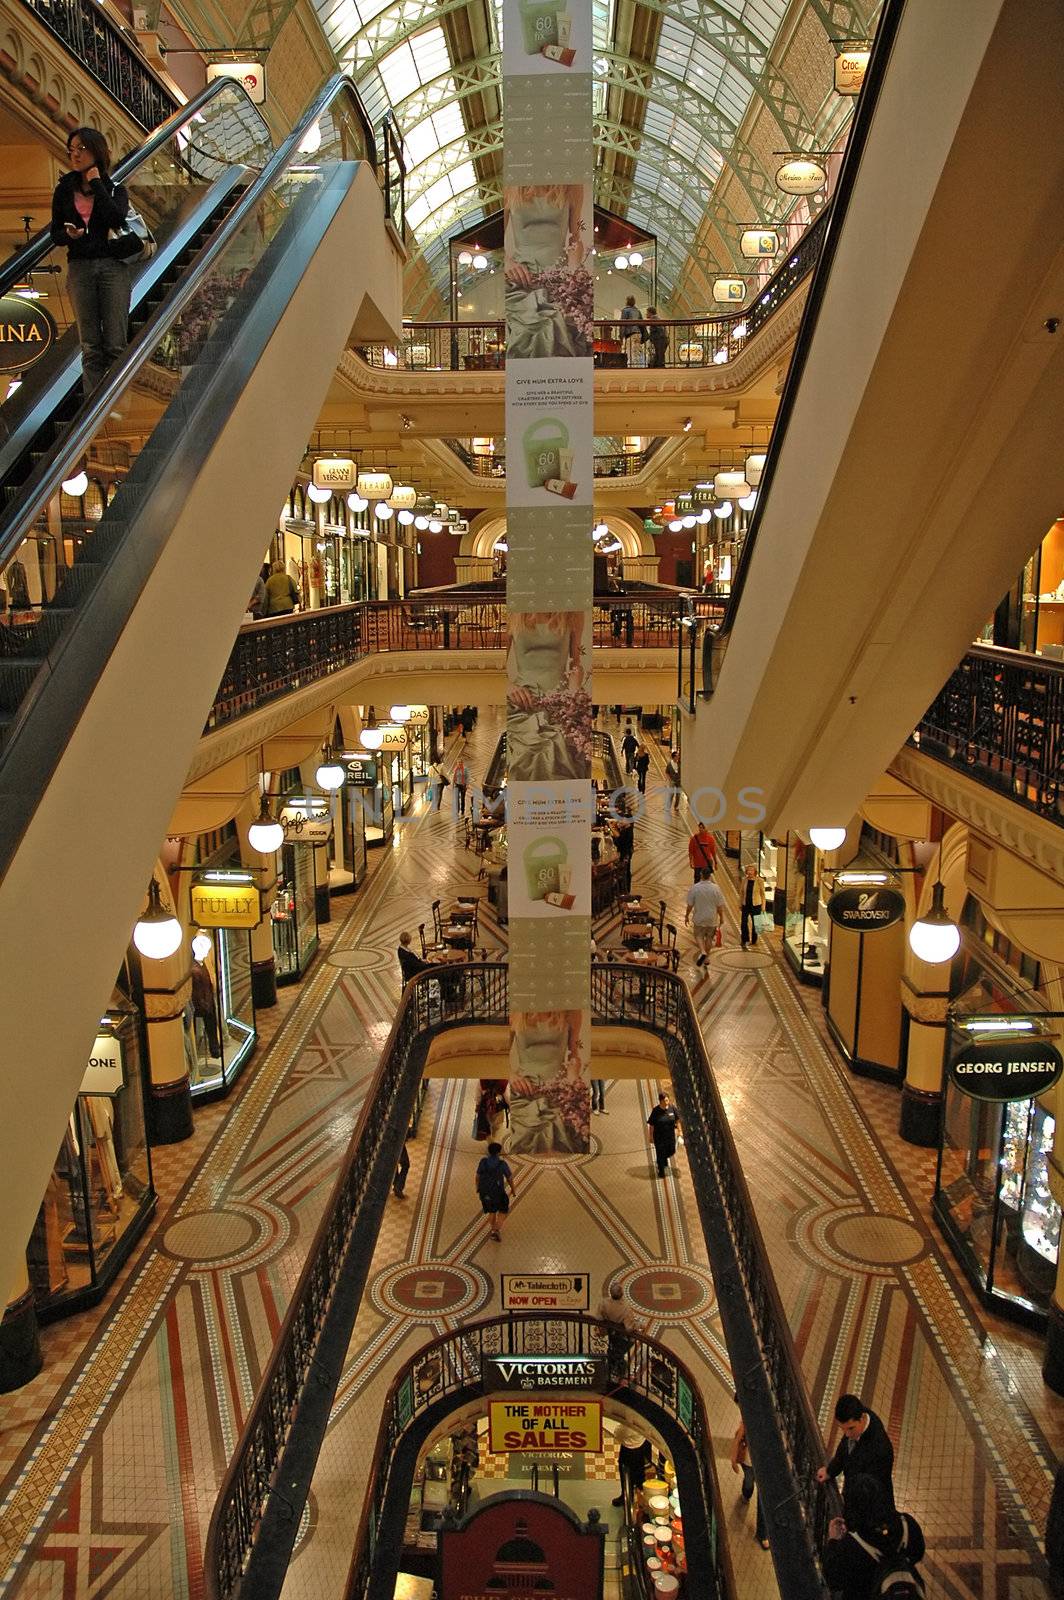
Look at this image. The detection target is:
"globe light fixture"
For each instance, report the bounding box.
[628,251,643,267]
[457,250,473,266]
[713,348,729,364]
[808,826,847,851]
[472,253,488,270]
[713,502,732,519]
[594,522,609,537]
[428,518,443,532]
[397,508,415,525]
[668,518,684,533]
[359,726,385,750]
[389,705,411,723]
[374,501,394,520]
[414,515,430,530]
[682,515,697,529]
[191,929,213,961]
[697,508,713,524]
[62,469,89,497]
[133,877,183,960]
[909,881,961,964]
[247,794,284,854]
[347,492,368,512]
[307,482,331,503]
[738,492,758,512]
[315,743,345,791]
[615,254,629,270]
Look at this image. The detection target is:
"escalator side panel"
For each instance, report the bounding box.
[0,161,401,1307]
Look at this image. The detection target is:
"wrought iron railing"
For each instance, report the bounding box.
[344,1314,734,1600]
[20,0,178,131]
[379,113,405,239]
[206,594,700,731]
[203,963,836,1600]
[356,208,828,374]
[908,645,1064,822]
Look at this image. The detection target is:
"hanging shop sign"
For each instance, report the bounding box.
[674,492,694,515]
[206,60,266,104]
[356,469,393,501]
[414,492,436,513]
[483,1354,606,1393]
[691,485,716,508]
[500,1273,590,1311]
[279,797,332,845]
[827,884,906,931]
[312,457,355,491]
[344,754,378,786]
[81,1031,125,1095]
[374,723,407,752]
[488,1398,603,1453]
[0,294,57,374]
[776,158,826,195]
[404,705,430,726]
[834,47,870,95]
[740,229,780,259]
[191,872,260,929]
[643,517,660,534]
[713,278,746,304]
[387,483,417,509]
[948,1035,1064,1103]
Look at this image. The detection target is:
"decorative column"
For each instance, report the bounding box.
[0,1264,42,1394]
[503,1,595,1155]
[899,979,950,1145]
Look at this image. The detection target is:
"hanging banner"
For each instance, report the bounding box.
[503,0,594,1158]
[206,60,266,104]
[835,48,870,95]
[740,229,779,258]
[488,1399,602,1453]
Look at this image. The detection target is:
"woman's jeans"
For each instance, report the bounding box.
[68,257,131,395]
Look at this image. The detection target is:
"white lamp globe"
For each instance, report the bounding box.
[316,750,345,790]
[697,509,713,524]
[808,827,847,851]
[682,515,697,529]
[359,727,385,751]
[714,502,732,519]
[191,930,212,961]
[428,518,443,532]
[348,492,368,512]
[247,801,284,854]
[307,482,331,503]
[62,469,89,497]
[909,883,961,964]
[738,492,757,512]
[132,879,182,960]
[374,502,393,521]
[615,254,629,270]
[628,251,643,267]
[472,254,488,270]
[414,515,429,530]
[389,705,411,723]
[457,250,473,266]
[397,508,415,525]
[668,519,684,532]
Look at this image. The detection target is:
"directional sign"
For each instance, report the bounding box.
[501,1273,589,1311]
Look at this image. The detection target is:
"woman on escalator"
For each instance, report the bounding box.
[51,127,133,396]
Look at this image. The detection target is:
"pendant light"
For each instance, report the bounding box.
[315,742,345,791]
[247,792,284,854]
[359,726,385,750]
[389,705,411,723]
[808,827,846,851]
[374,501,394,521]
[909,843,960,963]
[307,482,331,503]
[61,468,88,497]
[133,877,182,960]
[348,492,368,512]
[191,929,212,961]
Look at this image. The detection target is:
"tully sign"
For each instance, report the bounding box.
[827,885,906,931]
[948,1038,1064,1103]
[0,294,57,374]
[190,878,260,929]
[482,1354,606,1393]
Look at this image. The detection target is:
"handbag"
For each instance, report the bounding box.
[109,203,157,260]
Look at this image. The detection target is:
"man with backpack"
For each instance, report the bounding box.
[822,1474,925,1599]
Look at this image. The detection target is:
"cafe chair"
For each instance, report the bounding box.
[419,922,448,959]
[657,899,668,940]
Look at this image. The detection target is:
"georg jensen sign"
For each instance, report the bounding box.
[948,1039,1063,1103]
[827,885,906,931]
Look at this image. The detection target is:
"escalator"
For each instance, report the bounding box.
[685,0,1064,835]
[0,73,402,1310]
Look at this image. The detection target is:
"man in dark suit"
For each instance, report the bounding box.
[816,1394,895,1509]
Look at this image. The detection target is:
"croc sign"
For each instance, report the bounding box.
[948,1038,1063,1103]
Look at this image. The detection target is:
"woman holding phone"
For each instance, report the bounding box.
[51,127,133,395]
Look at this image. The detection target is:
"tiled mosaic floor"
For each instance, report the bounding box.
[0,712,1058,1600]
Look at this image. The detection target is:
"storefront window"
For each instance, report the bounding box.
[346,751,393,847]
[272,842,320,981]
[27,1006,154,1319]
[782,833,827,983]
[184,927,256,1098]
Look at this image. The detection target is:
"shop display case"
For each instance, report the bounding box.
[782,833,827,984]
[272,844,320,981]
[184,928,256,1099]
[27,1007,154,1319]
[935,1075,1060,1325]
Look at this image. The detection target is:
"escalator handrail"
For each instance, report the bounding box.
[713,0,908,647]
[0,75,273,301]
[0,73,379,576]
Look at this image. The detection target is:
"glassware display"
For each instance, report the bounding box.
[272,843,320,981]
[183,927,256,1098]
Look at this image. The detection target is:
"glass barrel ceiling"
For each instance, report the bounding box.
[315,0,880,307]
